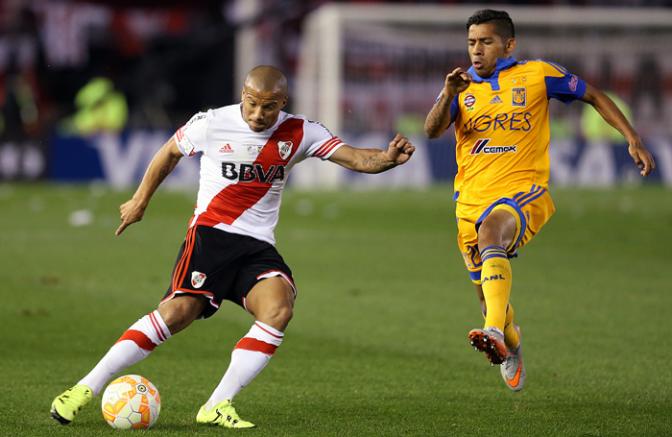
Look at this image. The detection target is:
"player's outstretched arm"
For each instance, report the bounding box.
[115,137,183,236]
[581,83,655,176]
[327,134,415,174]
[424,68,471,138]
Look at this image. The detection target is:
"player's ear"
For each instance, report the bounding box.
[505,37,516,55]
[280,95,288,109]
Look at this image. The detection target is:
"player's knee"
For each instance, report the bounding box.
[477,221,502,249]
[259,303,293,331]
[158,295,205,334]
[478,210,517,250]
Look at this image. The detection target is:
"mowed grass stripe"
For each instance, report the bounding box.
[1,184,670,436]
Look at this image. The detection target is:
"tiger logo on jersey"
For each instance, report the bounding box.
[512,88,526,107]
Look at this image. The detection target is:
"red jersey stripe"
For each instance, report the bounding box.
[315,137,337,155]
[235,337,278,355]
[315,137,341,156]
[317,141,341,157]
[197,118,304,226]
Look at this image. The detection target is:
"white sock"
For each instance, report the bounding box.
[78,310,171,394]
[205,321,284,408]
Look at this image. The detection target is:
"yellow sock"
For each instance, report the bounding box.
[503,303,520,350]
[480,245,512,332]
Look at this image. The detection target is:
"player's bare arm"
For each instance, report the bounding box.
[115,138,183,236]
[424,68,472,138]
[328,134,415,174]
[581,83,656,176]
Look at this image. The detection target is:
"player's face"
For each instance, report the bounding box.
[241,87,287,132]
[467,23,515,77]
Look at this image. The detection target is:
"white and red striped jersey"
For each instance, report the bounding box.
[173,104,344,245]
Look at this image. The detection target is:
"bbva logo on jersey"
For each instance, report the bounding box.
[221,162,285,183]
[278,140,293,160]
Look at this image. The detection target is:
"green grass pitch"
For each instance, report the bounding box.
[1,184,671,436]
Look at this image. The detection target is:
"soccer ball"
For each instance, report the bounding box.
[101,374,161,429]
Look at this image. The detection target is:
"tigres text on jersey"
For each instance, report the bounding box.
[448,57,586,206]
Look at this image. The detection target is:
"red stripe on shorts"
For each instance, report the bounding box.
[172,225,197,291]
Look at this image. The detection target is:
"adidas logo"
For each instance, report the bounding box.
[219,143,234,153]
[489,95,502,104]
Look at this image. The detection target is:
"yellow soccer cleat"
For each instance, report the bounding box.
[196,400,256,429]
[50,384,93,425]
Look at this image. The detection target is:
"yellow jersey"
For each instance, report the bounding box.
[449,57,586,206]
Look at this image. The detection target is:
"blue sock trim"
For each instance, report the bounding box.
[482,253,508,261]
[480,244,507,253]
[481,246,508,261]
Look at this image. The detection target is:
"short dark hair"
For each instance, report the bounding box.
[466,9,515,40]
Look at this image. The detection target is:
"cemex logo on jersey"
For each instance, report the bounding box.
[219,143,234,153]
[470,139,517,155]
[191,271,207,288]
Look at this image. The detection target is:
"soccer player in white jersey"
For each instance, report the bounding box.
[50,66,416,429]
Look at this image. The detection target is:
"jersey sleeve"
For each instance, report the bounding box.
[540,61,586,103]
[173,111,210,157]
[434,92,460,123]
[302,120,345,160]
[450,94,460,123]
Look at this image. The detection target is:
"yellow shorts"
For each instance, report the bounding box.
[455,185,556,284]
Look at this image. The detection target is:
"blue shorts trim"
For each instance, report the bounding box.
[475,197,527,255]
[519,188,547,207]
[515,185,543,205]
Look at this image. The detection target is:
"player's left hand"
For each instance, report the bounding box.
[115,198,147,236]
[627,138,655,177]
[385,133,415,165]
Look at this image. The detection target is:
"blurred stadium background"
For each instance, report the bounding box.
[1,0,671,189]
[2,1,672,436]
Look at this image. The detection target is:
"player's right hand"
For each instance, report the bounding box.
[627,138,656,177]
[385,133,415,166]
[115,198,146,236]
[444,68,472,96]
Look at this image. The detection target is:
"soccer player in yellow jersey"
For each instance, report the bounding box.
[424,9,655,391]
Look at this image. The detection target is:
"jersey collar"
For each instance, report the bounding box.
[467,57,517,91]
